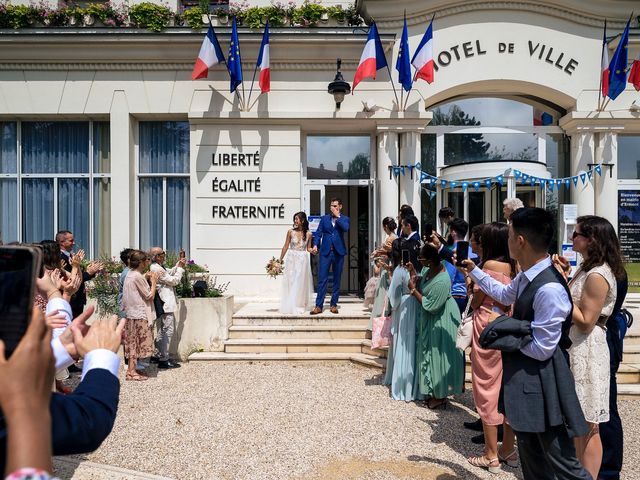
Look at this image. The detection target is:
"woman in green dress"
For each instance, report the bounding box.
[407,243,465,409]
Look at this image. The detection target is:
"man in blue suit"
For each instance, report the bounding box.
[311,197,350,314]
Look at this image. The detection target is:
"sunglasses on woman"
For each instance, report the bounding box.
[572,231,588,239]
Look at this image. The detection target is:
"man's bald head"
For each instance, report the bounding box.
[150,247,165,264]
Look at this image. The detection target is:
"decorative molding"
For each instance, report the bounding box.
[0,61,360,71]
[361,1,631,30]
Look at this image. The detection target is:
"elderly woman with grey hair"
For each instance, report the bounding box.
[502,197,524,223]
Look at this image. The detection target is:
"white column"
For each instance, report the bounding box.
[595,132,618,229]
[399,131,421,222]
[376,130,399,244]
[109,91,134,255]
[570,131,595,216]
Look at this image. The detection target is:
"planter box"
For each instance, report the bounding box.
[170,295,234,361]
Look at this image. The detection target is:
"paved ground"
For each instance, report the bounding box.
[55,361,640,480]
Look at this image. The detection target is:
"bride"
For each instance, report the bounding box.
[279,211,314,314]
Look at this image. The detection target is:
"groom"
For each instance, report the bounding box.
[311,197,350,314]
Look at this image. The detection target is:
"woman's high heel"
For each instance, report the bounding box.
[426,398,448,410]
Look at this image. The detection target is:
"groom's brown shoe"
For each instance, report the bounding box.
[310,307,323,315]
[330,306,339,314]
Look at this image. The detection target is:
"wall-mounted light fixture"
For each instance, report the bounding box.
[327,58,350,110]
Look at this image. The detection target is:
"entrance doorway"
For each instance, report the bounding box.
[303,182,372,295]
[444,185,541,233]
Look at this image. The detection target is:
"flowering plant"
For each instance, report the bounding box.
[85,271,120,317]
[266,257,284,278]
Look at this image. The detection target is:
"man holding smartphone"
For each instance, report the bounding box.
[149,247,185,369]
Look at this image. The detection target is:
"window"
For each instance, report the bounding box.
[138,121,190,254]
[618,136,640,180]
[0,121,110,256]
[306,136,371,180]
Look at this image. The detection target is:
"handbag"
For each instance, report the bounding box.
[371,296,393,350]
[455,294,474,351]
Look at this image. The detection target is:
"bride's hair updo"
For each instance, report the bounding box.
[293,211,310,238]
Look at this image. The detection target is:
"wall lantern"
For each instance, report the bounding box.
[327,58,351,110]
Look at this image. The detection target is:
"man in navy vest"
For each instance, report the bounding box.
[311,197,350,314]
[461,208,590,479]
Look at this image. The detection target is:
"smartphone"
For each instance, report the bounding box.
[0,246,42,358]
[401,249,410,266]
[456,241,469,267]
[422,223,433,241]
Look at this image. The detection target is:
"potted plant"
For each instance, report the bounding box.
[292,0,326,27]
[344,4,363,26]
[128,2,172,31]
[326,5,346,25]
[183,6,205,28]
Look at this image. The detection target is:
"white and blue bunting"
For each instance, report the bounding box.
[391,163,604,191]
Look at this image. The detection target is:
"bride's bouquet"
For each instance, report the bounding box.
[266,257,284,278]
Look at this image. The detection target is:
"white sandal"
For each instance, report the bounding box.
[468,455,501,474]
[498,449,519,468]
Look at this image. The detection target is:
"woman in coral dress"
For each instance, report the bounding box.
[467,222,518,475]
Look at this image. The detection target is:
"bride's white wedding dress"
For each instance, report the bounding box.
[279,230,314,315]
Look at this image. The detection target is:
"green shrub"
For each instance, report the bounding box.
[183,6,205,29]
[293,0,325,26]
[128,2,172,32]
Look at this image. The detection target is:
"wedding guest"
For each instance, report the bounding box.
[407,244,464,409]
[117,248,134,320]
[502,198,524,223]
[390,215,421,272]
[56,230,102,318]
[462,207,590,480]
[439,218,476,313]
[556,215,624,480]
[122,250,161,381]
[438,206,455,240]
[396,205,414,237]
[149,247,185,369]
[469,224,484,262]
[467,223,517,473]
[368,217,398,319]
[600,269,628,480]
[381,248,419,401]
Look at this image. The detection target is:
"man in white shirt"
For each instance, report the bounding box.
[149,247,185,369]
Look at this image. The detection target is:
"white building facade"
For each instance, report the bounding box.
[0,0,639,295]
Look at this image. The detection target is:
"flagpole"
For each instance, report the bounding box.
[205,14,244,110]
[597,19,606,111]
[246,63,259,111]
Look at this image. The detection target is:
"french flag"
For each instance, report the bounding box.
[629,50,640,91]
[533,108,553,126]
[352,23,388,92]
[600,20,609,98]
[191,24,226,80]
[411,19,434,84]
[257,22,270,93]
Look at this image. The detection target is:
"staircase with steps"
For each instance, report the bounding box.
[189,300,640,398]
[189,301,388,369]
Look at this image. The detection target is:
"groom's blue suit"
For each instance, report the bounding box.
[313,214,350,308]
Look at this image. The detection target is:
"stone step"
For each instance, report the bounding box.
[361,339,388,358]
[618,383,640,399]
[188,351,385,369]
[617,364,640,384]
[232,317,370,327]
[623,333,640,346]
[224,338,365,354]
[227,325,369,340]
[623,344,640,363]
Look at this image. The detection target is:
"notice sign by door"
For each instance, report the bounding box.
[619,190,640,292]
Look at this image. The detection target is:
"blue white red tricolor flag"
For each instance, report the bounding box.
[600,20,609,98]
[628,49,640,91]
[352,22,388,92]
[257,21,270,93]
[191,24,226,80]
[411,18,434,84]
[533,108,553,126]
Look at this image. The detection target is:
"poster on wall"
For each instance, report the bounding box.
[618,190,640,293]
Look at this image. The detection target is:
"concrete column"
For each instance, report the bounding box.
[109,90,134,255]
[376,130,399,244]
[399,131,421,223]
[595,132,618,229]
[570,132,595,216]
